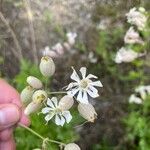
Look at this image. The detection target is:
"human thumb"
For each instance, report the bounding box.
[0,104,20,131]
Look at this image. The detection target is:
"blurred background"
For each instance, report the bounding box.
[0,0,150,149]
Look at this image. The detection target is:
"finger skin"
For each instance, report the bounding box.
[0,136,16,150]
[0,79,30,126]
[0,128,13,141]
[0,104,20,131]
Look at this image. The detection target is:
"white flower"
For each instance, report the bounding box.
[115,47,143,63]
[42,97,72,126]
[52,43,64,55]
[88,52,97,63]
[126,7,147,30]
[124,27,144,44]
[66,32,77,45]
[66,67,103,104]
[42,46,58,58]
[135,85,150,99]
[129,94,142,104]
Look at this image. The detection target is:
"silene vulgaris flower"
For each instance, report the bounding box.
[126,7,147,30]
[66,67,103,104]
[114,47,145,63]
[42,97,72,126]
[124,27,144,44]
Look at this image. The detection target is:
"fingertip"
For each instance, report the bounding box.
[19,110,30,126]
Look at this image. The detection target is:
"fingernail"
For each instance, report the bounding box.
[0,105,20,127]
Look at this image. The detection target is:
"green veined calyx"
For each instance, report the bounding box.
[20,86,34,105]
[27,76,43,89]
[58,95,74,111]
[39,56,55,77]
[78,103,97,122]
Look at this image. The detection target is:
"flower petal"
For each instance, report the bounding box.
[55,115,61,126]
[82,91,89,104]
[86,74,98,79]
[71,68,80,82]
[77,90,83,101]
[66,82,78,90]
[45,113,54,122]
[60,116,66,126]
[62,111,72,123]
[47,97,58,108]
[51,97,58,107]
[42,107,52,114]
[90,81,103,87]
[67,88,79,96]
[87,87,99,98]
[80,67,87,78]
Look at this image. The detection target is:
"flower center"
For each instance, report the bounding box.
[80,79,88,89]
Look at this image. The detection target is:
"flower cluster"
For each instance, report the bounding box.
[20,45,103,148]
[129,85,150,104]
[126,7,147,31]
[115,7,147,64]
[42,32,77,58]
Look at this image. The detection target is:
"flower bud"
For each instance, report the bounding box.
[24,101,42,115]
[39,56,55,77]
[32,90,48,104]
[78,103,97,122]
[27,76,43,89]
[58,95,74,111]
[20,86,34,105]
[64,143,81,150]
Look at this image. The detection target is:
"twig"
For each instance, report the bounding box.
[0,11,23,61]
[23,0,38,65]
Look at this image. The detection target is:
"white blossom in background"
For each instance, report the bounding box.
[66,32,77,45]
[129,94,142,104]
[52,43,64,55]
[129,85,150,104]
[135,85,150,99]
[66,67,103,104]
[126,7,147,30]
[124,27,144,44]
[42,97,72,126]
[42,46,58,58]
[88,52,98,63]
[114,47,144,63]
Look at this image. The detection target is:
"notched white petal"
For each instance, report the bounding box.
[80,67,87,78]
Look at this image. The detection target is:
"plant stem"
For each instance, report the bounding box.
[47,91,67,95]
[19,123,66,146]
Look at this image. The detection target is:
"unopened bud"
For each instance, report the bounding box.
[20,86,34,105]
[39,56,55,77]
[27,76,43,89]
[58,95,74,111]
[64,143,81,150]
[78,103,97,122]
[32,90,47,104]
[24,101,42,115]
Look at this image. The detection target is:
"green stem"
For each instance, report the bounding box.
[19,123,66,146]
[47,91,67,95]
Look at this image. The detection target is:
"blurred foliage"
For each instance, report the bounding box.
[123,96,150,150]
